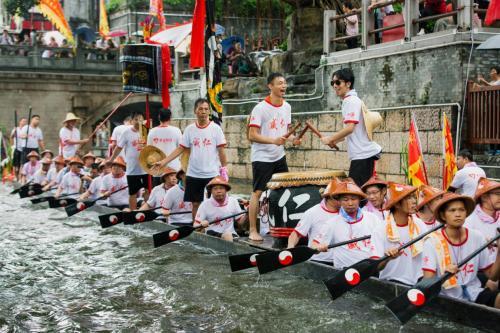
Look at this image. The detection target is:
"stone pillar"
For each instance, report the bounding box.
[405,0,420,39]
[288,7,324,51]
[323,10,336,54]
[457,0,473,30]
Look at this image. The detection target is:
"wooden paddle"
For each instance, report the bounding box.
[306,120,340,151]
[256,235,372,274]
[385,229,500,325]
[153,210,248,248]
[10,180,35,194]
[31,192,79,204]
[65,186,129,217]
[99,211,126,229]
[284,122,302,139]
[324,224,444,301]
[123,209,191,225]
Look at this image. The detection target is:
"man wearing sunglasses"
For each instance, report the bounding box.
[321,68,382,187]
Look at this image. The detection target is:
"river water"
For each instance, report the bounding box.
[0,185,483,332]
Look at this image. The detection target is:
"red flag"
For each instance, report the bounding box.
[190,0,206,68]
[161,44,172,108]
[408,115,428,187]
[149,0,167,30]
[485,0,500,26]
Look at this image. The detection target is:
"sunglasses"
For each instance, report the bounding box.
[330,79,343,87]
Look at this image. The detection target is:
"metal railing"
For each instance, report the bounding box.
[324,0,489,54]
[467,84,500,144]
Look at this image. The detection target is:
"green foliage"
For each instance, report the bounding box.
[4,0,38,18]
[400,137,409,184]
[107,0,124,14]
[393,3,403,14]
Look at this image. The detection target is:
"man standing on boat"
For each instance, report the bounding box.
[20,115,45,161]
[361,176,388,222]
[370,182,428,285]
[416,184,445,231]
[312,180,378,268]
[59,113,89,159]
[448,149,486,197]
[287,178,340,265]
[11,117,27,180]
[247,72,301,241]
[109,115,131,158]
[153,98,228,219]
[147,108,182,187]
[320,68,382,187]
[422,192,500,309]
[109,112,149,210]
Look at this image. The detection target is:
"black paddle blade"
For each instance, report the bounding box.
[385,276,443,325]
[12,183,40,195]
[323,258,380,300]
[19,187,43,198]
[31,196,53,204]
[48,197,77,209]
[256,246,317,274]
[124,210,160,225]
[65,200,95,217]
[153,226,194,248]
[99,212,125,228]
[229,251,266,272]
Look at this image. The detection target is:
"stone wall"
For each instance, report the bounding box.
[172,105,455,187]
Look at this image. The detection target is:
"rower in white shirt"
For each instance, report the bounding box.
[80,160,112,203]
[43,155,66,191]
[55,156,84,198]
[139,167,178,210]
[162,169,193,226]
[287,178,340,265]
[32,157,52,185]
[416,184,445,231]
[448,149,486,197]
[312,179,378,268]
[100,156,129,210]
[361,176,388,222]
[20,151,41,184]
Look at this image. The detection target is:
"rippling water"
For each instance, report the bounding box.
[0,185,482,332]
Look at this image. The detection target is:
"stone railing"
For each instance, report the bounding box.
[0,44,121,73]
[324,0,491,53]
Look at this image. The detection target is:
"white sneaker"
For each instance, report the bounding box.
[417,29,425,36]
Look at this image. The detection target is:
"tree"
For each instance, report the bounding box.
[4,0,38,18]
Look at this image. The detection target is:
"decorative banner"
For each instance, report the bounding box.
[205,0,223,124]
[149,0,167,31]
[442,114,457,190]
[485,0,500,26]
[408,114,428,187]
[99,0,110,37]
[38,0,74,45]
[190,0,206,68]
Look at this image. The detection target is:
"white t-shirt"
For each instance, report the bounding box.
[180,122,226,178]
[422,228,493,302]
[370,216,427,285]
[422,218,442,231]
[248,98,292,162]
[450,162,486,197]
[32,169,49,185]
[59,126,81,158]
[341,90,381,160]
[56,168,66,185]
[87,175,104,202]
[58,172,82,195]
[313,211,377,268]
[147,184,172,208]
[292,200,339,262]
[162,184,193,225]
[11,127,23,151]
[361,201,388,223]
[20,125,43,149]
[111,124,129,158]
[46,167,59,184]
[21,161,41,180]
[101,173,129,207]
[195,196,242,235]
[465,205,499,261]
[117,127,145,176]
[147,125,182,170]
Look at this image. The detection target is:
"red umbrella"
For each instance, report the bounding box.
[107,30,127,37]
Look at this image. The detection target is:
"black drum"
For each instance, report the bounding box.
[120,44,162,94]
[266,171,346,248]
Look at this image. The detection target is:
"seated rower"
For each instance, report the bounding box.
[361,176,388,222]
[195,176,246,242]
[40,149,54,160]
[417,184,445,230]
[287,178,340,265]
[20,151,41,184]
[100,157,129,210]
[370,182,428,285]
[162,169,193,226]
[465,178,500,264]
[82,152,96,175]
[312,180,378,268]
[79,160,111,204]
[423,192,500,309]
[54,156,84,198]
[139,167,177,211]
[32,157,52,186]
[43,155,66,191]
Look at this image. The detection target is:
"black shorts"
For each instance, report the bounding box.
[127,174,149,195]
[349,153,380,187]
[13,149,22,167]
[184,176,212,203]
[475,288,500,307]
[22,147,39,163]
[252,156,289,192]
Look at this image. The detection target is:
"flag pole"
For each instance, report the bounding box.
[145,94,152,193]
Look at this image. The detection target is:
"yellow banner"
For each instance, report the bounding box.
[99,0,110,37]
[38,0,74,45]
